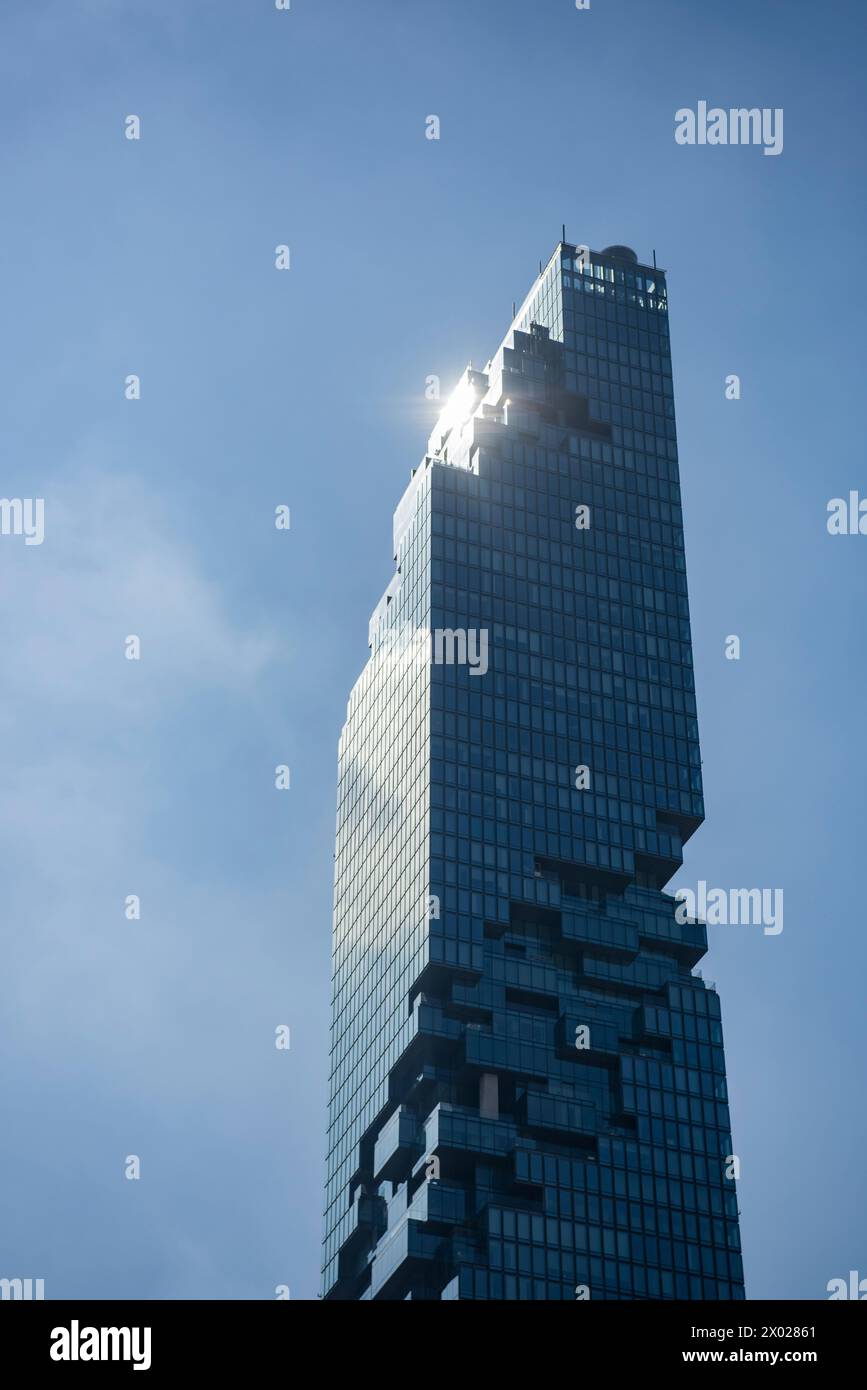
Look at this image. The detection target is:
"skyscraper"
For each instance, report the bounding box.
[322,241,744,1301]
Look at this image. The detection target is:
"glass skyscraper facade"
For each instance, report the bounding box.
[322,241,744,1301]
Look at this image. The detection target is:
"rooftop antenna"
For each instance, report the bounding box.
[562,223,566,244]
[539,260,542,275]
[652,248,657,269]
[512,300,516,318]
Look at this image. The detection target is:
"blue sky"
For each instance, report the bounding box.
[1,0,864,1301]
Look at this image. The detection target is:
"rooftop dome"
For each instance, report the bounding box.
[601,245,638,264]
